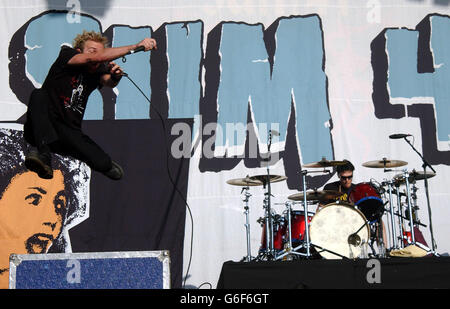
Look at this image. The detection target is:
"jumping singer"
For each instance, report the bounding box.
[24,30,157,180]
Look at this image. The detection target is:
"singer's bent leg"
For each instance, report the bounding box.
[51,123,113,173]
[23,89,59,150]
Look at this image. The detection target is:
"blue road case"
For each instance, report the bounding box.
[9,251,170,289]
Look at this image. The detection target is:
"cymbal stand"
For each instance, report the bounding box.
[402,136,437,253]
[301,169,311,257]
[241,186,252,262]
[261,183,275,260]
[403,169,416,244]
[395,182,405,249]
[410,183,420,225]
[260,129,277,260]
[385,180,399,249]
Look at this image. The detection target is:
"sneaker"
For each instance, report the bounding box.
[103,161,124,180]
[25,150,53,179]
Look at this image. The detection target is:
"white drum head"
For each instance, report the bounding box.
[309,203,369,259]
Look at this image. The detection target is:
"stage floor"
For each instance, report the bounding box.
[217,256,450,289]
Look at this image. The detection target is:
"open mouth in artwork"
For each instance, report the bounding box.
[25,234,54,254]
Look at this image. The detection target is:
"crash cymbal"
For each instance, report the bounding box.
[303,158,347,168]
[288,190,344,202]
[248,175,287,185]
[226,175,287,186]
[393,170,436,184]
[226,177,263,186]
[362,158,407,168]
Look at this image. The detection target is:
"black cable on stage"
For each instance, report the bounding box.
[121,72,195,289]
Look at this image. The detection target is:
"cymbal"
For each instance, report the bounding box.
[226,177,263,187]
[288,190,344,202]
[362,158,407,168]
[303,159,347,168]
[248,175,287,185]
[394,170,436,184]
[226,175,287,186]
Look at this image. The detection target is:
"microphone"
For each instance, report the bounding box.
[389,133,412,139]
[267,130,279,154]
[269,129,280,136]
[126,45,145,55]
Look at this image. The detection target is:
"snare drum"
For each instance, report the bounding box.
[309,203,369,259]
[348,182,384,221]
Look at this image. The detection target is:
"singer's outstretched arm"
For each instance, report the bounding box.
[67,38,156,66]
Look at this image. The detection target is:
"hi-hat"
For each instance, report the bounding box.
[226,175,287,186]
[362,158,407,168]
[394,169,436,184]
[288,190,344,202]
[303,158,347,168]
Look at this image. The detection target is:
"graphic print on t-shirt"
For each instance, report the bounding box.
[65,74,85,114]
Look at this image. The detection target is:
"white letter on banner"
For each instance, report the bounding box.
[66,259,81,284]
[366,259,381,284]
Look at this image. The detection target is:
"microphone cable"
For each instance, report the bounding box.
[121,71,195,289]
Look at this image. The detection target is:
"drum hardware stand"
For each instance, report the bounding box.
[399,136,438,254]
[385,180,399,249]
[402,169,419,247]
[392,210,427,229]
[392,182,430,251]
[275,201,301,260]
[260,184,276,261]
[241,185,253,262]
[274,169,313,260]
[259,129,278,261]
[300,169,311,257]
[274,201,315,260]
[395,182,405,249]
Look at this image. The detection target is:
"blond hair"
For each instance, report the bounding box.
[72,30,108,50]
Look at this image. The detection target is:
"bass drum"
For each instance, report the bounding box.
[309,203,369,259]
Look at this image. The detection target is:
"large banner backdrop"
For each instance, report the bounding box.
[0,0,449,288]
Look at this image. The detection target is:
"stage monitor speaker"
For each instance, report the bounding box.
[9,251,170,289]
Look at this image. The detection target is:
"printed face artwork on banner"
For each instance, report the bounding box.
[0,129,89,289]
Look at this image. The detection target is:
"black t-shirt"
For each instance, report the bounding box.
[42,46,108,129]
[323,180,356,204]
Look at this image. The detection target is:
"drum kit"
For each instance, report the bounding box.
[227,157,438,261]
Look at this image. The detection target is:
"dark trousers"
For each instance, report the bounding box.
[24,89,112,173]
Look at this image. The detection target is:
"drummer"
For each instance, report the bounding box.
[320,160,355,207]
